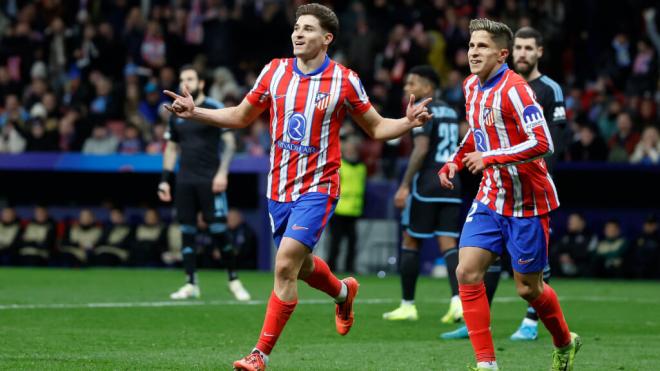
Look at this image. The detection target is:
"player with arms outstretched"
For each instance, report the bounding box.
[438,19,580,371]
[382,65,464,324]
[164,4,433,370]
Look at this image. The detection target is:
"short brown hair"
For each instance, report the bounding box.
[469,18,513,51]
[514,26,543,47]
[295,3,339,40]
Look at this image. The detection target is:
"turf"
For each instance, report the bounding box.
[0,268,658,370]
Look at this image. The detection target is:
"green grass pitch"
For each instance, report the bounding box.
[0,268,658,370]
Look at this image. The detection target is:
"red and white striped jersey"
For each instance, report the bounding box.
[245,56,372,202]
[448,64,559,217]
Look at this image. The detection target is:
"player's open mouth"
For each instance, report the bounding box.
[294,41,305,46]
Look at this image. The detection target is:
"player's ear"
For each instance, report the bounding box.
[537,46,544,59]
[324,32,334,47]
[498,48,509,64]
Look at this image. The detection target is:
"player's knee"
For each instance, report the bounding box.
[516,280,542,302]
[456,264,483,284]
[274,260,299,283]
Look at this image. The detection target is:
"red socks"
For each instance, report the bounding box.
[530,283,571,347]
[302,256,342,298]
[255,291,297,355]
[459,282,496,363]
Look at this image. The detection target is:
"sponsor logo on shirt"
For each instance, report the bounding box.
[287,113,307,141]
[552,106,566,121]
[474,128,488,152]
[522,105,545,131]
[276,140,318,154]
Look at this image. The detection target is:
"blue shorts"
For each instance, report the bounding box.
[459,200,550,274]
[268,192,337,250]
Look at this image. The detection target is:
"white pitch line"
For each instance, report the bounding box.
[0,295,657,311]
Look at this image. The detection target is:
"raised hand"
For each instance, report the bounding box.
[406,94,433,127]
[163,85,195,118]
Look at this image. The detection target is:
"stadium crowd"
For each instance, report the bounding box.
[1,204,658,279]
[0,1,659,279]
[0,0,658,171]
[0,205,258,270]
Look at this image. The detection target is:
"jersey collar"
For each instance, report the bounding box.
[478,63,509,91]
[293,54,330,77]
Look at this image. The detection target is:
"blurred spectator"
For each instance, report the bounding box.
[25,119,58,151]
[226,208,258,270]
[57,110,83,152]
[146,123,167,154]
[626,38,658,97]
[0,67,21,98]
[132,208,167,266]
[552,213,598,277]
[327,135,367,273]
[60,209,102,266]
[0,121,26,153]
[94,207,134,266]
[568,121,608,161]
[590,220,628,278]
[597,100,623,140]
[242,119,270,156]
[638,97,658,127]
[117,124,145,154]
[630,126,660,164]
[17,206,56,266]
[209,67,241,103]
[0,94,29,128]
[141,21,167,69]
[89,75,120,123]
[607,112,640,162]
[82,125,118,154]
[138,82,163,125]
[0,207,22,265]
[626,214,660,279]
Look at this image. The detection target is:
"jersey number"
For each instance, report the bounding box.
[435,123,459,163]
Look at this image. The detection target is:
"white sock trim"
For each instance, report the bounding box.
[476,361,498,369]
[252,348,269,363]
[522,318,538,327]
[334,281,348,303]
[401,299,415,306]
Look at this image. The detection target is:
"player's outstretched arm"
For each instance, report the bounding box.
[163,85,265,129]
[351,95,433,141]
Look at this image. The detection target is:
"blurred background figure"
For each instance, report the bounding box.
[17,206,56,266]
[60,208,103,267]
[0,207,22,265]
[327,134,366,274]
[94,207,134,266]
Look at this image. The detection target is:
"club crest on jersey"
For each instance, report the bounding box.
[287,113,307,142]
[482,107,495,127]
[522,105,545,130]
[315,92,332,110]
